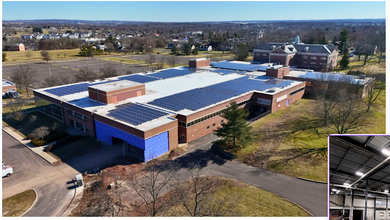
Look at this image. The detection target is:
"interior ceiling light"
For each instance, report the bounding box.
[332,189,337,192]
[356,171,364,176]
[382,149,390,156]
[343,183,350,186]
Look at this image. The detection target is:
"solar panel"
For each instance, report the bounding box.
[211,61,267,72]
[150,68,195,79]
[45,80,121,97]
[108,103,170,126]
[148,88,234,111]
[118,75,161,83]
[201,77,294,96]
[211,69,246,75]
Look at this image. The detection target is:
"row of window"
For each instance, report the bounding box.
[68,110,88,122]
[69,119,89,133]
[290,87,305,96]
[302,61,328,65]
[302,56,327,60]
[179,99,252,128]
[35,97,64,121]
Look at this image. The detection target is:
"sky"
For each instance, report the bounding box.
[1,1,387,22]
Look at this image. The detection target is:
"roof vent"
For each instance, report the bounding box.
[271,45,276,50]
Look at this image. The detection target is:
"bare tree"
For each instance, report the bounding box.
[106,43,115,55]
[167,55,179,67]
[41,50,52,63]
[59,75,74,85]
[5,98,26,122]
[75,66,98,82]
[10,65,37,97]
[100,62,118,79]
[42,75,59,87]
[33,126,50,140]
[29,115,37,124]
[365,78,385,112]
[156,56,165,69]
[147,53,156,66]
[329,94,366,134]
[128,162,179,217]
[173,163,240,217]
[25,50,32,60]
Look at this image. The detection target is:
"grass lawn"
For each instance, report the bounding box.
[234,87,385,182]
[2,111,59,138]
[99,57,148,65]
[3,49,80,63]
[2,190,36,217]
[162,178,310,217]
[48,136,103,162]
[335,56,386,74]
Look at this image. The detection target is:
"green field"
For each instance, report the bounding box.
[3,49,81,63]
[2,190,36,217]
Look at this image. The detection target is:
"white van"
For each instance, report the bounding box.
[2,165,13,177]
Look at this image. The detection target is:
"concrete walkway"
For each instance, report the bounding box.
[2,125,59,164]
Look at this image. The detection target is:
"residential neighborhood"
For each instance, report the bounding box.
[2,1,386,219]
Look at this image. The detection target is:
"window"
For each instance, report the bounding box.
[302,56,308,59]
[311,56,317,60]
[262,53,267,56]
[321,57,327,60]
[290,87,305,96]
[302,61,307,64]
[73,112,83,120]
[310,62,316,64]
[207,126,210,130]
[213,123,216,127]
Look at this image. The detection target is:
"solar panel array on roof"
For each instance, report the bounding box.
[202,77,294,96]
[148,88,234,111]
[210,69,246,75]
[148,77,295,111]
[118,75,161,83]
[211,61,269,72]
[149,68,196,79]
[108,103,170,126]
[45,80,120,97]
[298,72,359,83]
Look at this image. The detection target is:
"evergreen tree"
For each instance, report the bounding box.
[339,49,350,69]
[215,102,253,149]
[233,43,249,61]
[339,29,350,54]
[192,47,198,56]
[2,52,7,62]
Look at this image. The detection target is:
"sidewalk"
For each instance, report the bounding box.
[2,125,59,165]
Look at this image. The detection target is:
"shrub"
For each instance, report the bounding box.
[27,133,35,140]
[31,138,45,146]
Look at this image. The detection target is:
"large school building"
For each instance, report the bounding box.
[33,59,370,161]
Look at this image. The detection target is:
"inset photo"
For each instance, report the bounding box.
[330,135,390,220]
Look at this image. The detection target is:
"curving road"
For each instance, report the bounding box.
[184,133,328,217]
[2,131,76,216]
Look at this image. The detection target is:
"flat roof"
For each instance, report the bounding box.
[287,70,370,85]
[88,80,143,92]
[2,80,14,87]
[34,62,305,131]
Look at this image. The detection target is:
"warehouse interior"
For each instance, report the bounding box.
[330,136,390,220]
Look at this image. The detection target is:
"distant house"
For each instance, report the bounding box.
[4,43,25,51]
[198,45,212,51]
[253,36,338,71]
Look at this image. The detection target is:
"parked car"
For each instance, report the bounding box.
[2,165,14,177]
[2,91,20,99]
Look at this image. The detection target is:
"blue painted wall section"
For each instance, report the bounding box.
[95,120,169,161]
